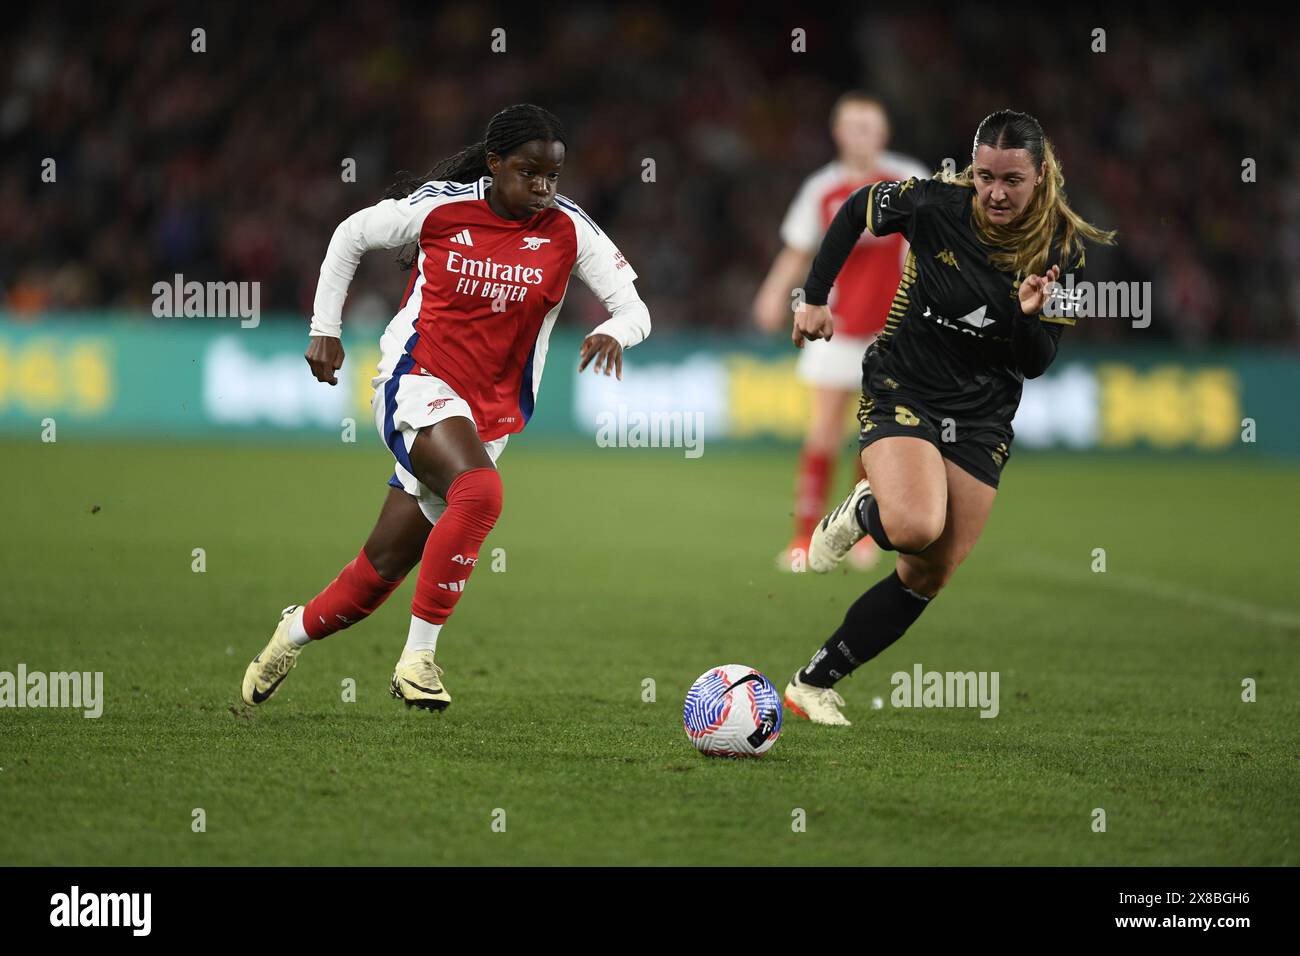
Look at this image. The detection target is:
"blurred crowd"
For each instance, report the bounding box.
[2,1,1296,344]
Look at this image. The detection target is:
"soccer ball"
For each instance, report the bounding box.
[683,665,783,757]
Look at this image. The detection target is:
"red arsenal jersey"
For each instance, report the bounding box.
[315,176,637,441]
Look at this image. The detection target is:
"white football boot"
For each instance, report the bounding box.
[808,478,873,573]
[390,649,452,711]
[783,670,852,726]
[241,605,305,706]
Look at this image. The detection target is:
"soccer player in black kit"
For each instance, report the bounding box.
[782,110,1116,725]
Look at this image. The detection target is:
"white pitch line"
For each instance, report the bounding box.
[1012,553,1300,632]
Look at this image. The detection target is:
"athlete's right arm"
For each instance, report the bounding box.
[305,334,345,386]
[800,184,870,314]
[306,194,434,383]
[802,178,929,307]
[794,177,930,349]
[792,185,871,348]
[311,196,432,337]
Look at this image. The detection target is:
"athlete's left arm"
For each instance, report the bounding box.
[569,209,650,379]
[579,283,651,379]
[1011,312,1067,379]
[1012,263,1066,378]
[1014,249,1087,378]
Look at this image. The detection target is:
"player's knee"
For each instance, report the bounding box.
[446,467,503,528]
[366,549,413,582]
[883,509,945,555]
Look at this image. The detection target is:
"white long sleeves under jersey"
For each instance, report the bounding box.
[309,177,650,350]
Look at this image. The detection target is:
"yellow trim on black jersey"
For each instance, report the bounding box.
[857,394,876,432]
[879,249,918,345]
[865,182,879,236]
[1037,314,1077,326]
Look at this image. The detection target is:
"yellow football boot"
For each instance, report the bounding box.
[241,605,305,706]
[390,649,451,711]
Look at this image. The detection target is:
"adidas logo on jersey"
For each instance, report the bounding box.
[436,580,467,592]
[448,229,474,247]
[520,236,550,250]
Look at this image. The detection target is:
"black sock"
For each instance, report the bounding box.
[800,571,932,688]
[856,495,895,551]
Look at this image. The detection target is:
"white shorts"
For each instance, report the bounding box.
[795,334,876,390]
[372,370,507,526]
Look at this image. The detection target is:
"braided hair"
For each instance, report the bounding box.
[385,104,567,269]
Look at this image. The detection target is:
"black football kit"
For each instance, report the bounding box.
[803,177,1085,487]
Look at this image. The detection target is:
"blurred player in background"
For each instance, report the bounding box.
[241,104,650,712]
[783,110,1115,725]
[753,92,929,572]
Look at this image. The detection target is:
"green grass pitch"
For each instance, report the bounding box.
[1,438,1297,865]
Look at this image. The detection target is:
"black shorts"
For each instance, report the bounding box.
[856,382,1012,490]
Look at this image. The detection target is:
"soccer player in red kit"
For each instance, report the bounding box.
[753,93,928,572]
[241,104,651,711]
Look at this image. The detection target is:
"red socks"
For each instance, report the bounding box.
[301,467,503,640]
[410,467,503,626]
[303,548,404,640]
[794,450,831,541]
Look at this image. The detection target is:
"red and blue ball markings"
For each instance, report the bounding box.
[683,668,733,738]
[683,668,783,748]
